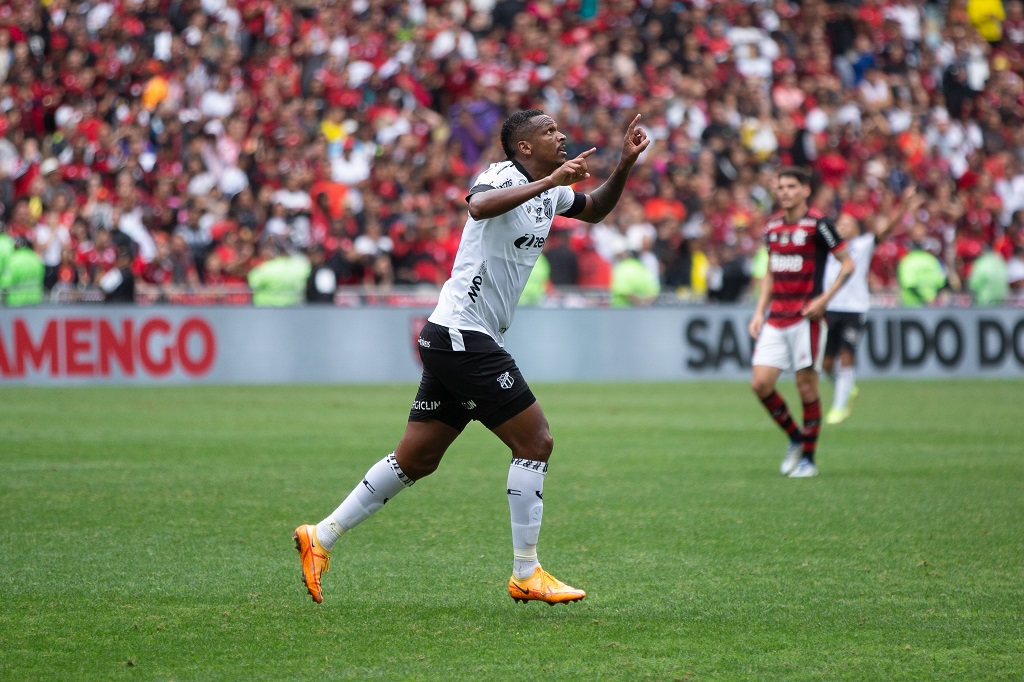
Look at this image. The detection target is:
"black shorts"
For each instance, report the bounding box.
[408,321,536,431]
[824,311,866,356]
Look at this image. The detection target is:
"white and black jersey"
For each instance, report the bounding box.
[428,159,586,345]
[825,232,875,314]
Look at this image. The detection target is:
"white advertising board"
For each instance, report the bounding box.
[1,306,1022,385]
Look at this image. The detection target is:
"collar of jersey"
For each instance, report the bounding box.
[510,158,535,183]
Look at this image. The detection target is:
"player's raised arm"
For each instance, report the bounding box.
[876,184,924,241]
[572,114,651,224]
[468,148,596,221]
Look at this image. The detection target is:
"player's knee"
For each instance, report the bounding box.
[538,430,554,459]
[795,378,817,402]
[519,430,553,462]
[394,448,444,481]
[402,456,441,481]
[751,379,772,397]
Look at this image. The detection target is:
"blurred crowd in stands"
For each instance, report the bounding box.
[0,0,1022,307]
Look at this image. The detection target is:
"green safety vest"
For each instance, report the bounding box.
[1,248,45,307]
[247,256,312,307]
[897,250,945,307]
[518,254,550,307]
[967,252,1009,306]
[611,256,660,307]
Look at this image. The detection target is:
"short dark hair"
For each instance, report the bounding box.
[778,166,812,186]
[500,109,545,159]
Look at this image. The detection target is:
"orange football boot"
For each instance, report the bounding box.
[508,566,586,605]
[293,524,330,604]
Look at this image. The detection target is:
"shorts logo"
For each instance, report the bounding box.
[497,372,514,389]
[412,400,442,411]
[418,338,431,348]
[461,400,477,410]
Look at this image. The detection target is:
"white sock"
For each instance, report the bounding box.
[315,453,414,551]
[833,365,856,411]
[508,458,547,580]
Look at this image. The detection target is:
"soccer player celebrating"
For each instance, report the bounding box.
[294,110,650,604]
[748,168,854,478]
[822,185,923,424]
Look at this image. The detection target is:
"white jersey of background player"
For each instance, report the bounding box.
[824,230,875,315]
[821,186,923,424]
[430,160,582,345]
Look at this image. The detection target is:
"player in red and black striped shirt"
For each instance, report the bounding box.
[748,168,854,478]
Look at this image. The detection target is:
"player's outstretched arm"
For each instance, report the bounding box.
[876,184,924,241]
[573,114,651,224]
[468,149,596,220]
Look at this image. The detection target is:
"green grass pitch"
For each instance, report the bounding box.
[1,380,1022,680]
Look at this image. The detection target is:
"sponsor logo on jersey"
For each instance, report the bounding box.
[818,220,839,248]
[464,260,489,308]
[497,371,515,389]
[467,274,483,302]
[498,178,514,189]
[770,253,804,272]
[514,233,547,250]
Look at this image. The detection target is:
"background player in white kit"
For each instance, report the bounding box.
[293,110,650,605]
[822,185,923,424]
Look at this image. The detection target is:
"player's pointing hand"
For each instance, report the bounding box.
[622,114,651,162]
[551,147,596,187]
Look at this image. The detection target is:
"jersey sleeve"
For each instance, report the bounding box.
[465,164,509,202]
[816,217,845,253]
[555,188,587,218]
